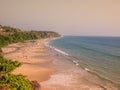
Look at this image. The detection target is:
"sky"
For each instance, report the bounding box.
[0,0,120,36]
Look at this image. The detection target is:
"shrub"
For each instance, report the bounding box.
[0,55,31,90]
[0,54,21,73]
[0,73,31,90]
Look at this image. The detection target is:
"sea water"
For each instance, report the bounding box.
[49,36,120,85]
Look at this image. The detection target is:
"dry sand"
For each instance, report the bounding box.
[2,39,119,90]
[3,39,54,90]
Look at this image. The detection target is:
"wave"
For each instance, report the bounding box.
[84,68,90,72]
[54,48,69,56]
[45,41,69,56]
[72,60,79,66]
[44,41,49,47]
[45,36,64,47]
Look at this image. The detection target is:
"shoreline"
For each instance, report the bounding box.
[45,46,119,90]
[2,38,119,90]
[47,37,120,88]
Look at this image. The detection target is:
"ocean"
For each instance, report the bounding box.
[48,36,120,85]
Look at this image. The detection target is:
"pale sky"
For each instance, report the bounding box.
[0,0,120,36]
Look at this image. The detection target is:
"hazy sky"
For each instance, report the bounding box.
[0,0,120,36]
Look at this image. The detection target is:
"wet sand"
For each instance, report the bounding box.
[2,39,119,90]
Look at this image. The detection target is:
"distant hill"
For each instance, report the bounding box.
[0,25,60,48]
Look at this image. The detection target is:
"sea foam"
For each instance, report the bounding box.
[84,68,90,72]
[54,48,69,56]
[72,60,79,66]
[45,40,69,56]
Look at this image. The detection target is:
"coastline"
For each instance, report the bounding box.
[2,38,119,90]
[2,39,54,90]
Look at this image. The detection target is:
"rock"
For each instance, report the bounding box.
[31,81,41,90]
[0,49,2,54]
[0,86,4,90]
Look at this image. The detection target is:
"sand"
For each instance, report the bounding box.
[2,39,54,90]
[2,39,119,90]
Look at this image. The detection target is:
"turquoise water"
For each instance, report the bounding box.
[49,36,120,85]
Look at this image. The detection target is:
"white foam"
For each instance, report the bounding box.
[45,41,69,56]
[44,41,53,48]
[45,36,69,56]
[73,60,79,66]
[44,41,49,47]
[84,68,90,72]
[54,48,69,56]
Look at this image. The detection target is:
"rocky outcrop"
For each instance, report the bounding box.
[31,81,41,90]
[0,86,5,90]
[0,49,2,54]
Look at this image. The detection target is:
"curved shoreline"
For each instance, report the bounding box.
[2,38,119,90]
[45,38,119,90]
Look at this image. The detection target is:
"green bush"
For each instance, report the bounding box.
[0,25,60,90]
[0,55,21,73]
[0,55,31,90]
[0,73,31,90]
[0,35,9,48]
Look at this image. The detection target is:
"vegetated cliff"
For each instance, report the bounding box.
[0,25,60,90]
[0,25,60,53]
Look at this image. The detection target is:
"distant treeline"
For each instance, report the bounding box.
[0,25,60,48]
[0,25,60,90]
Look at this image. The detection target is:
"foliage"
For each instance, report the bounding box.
[0,73,31,90]
[0,54,21,73]
[0,25,60,48]
[0,25,60,89]
[0,54,31,90]
[2,26,21,33]
[0,35,9,47]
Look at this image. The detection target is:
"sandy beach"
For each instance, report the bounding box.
[2,39,54,90]
[2,39,119,90]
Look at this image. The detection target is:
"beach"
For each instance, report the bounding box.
[2,38,119,90]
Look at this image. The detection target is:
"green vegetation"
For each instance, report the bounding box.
[0,25,60,48]
[0,25,60,89]
[0,55,21,73]
[0,54,31,90]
